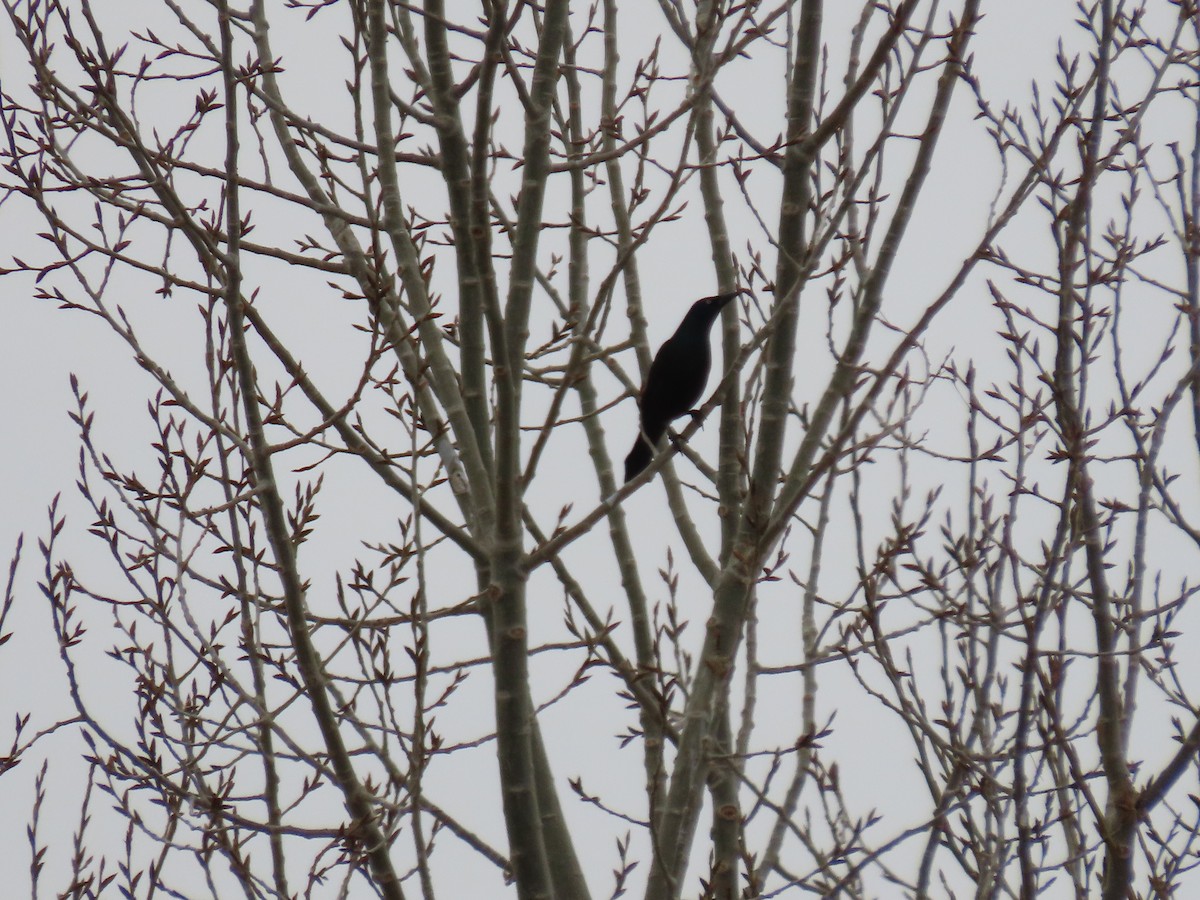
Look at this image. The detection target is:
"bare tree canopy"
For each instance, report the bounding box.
[4,1,1200,898]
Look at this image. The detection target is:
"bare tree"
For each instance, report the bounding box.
[4,0,1200,897]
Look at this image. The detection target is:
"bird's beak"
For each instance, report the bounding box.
[714,291,740,308]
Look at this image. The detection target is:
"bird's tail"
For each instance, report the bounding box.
[624,431,657,482]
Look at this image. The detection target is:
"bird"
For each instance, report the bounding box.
[624,292,739,482]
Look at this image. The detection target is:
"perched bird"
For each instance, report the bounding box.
[624,292,739,482]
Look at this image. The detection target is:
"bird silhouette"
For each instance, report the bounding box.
[624,292,738,482]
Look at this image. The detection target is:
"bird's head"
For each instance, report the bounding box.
[684,290,741,327]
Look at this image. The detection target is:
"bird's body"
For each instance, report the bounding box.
[624,292,738,482]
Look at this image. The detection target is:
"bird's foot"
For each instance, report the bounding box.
[666,412,705,449]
